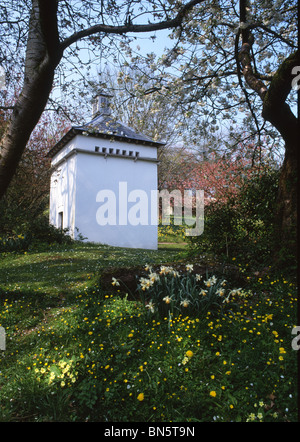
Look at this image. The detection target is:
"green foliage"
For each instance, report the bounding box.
[0,233,31,252]
[26,216,73,246]
[0,182,49,236]
[189,168,280,268]
[0,216,72,252]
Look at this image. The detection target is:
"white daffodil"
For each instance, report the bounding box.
[112,277,120,286]
[149,272,160,283]
[139,277,154,291]
[145,301,155,313]
[180,299,190,308]
[163,295,173,304]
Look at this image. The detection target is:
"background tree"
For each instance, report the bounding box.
[115,0,297,255]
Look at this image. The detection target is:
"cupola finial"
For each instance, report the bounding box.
[92,91,113,118]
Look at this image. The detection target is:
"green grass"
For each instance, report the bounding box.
[158,222,187,244]
[0,242,184,297]
[0,242,298,422]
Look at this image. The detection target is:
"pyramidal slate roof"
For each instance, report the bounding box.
[47,113,165,158]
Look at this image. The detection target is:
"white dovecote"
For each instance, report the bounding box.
[48,91,165,249]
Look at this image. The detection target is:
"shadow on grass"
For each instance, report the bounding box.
[0,257,99,294]
[0,242,187,296]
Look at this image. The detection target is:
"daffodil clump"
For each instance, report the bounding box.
[158,222,186,243]
[0,233,29,252]
[129,264,251,318]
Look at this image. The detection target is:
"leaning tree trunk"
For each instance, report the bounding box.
[0,0,61,200]
[261,52,299,265]
[0,64,57,200]
[238,13,299,265]
[238,0,298,266]
[274,139,297,258]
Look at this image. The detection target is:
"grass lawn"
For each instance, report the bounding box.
[0,242,183,296]
[0,240,298,422]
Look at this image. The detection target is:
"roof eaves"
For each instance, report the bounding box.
[47,125,165,159]
[47,127,80,158]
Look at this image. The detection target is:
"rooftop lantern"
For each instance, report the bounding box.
[92,91,113,118]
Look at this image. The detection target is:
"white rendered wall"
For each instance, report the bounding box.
[49,134,158,249]
[49,154,77,238]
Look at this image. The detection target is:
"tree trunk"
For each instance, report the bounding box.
[239,30,298,264]
[262,99,298,242]
[261,53,299,265]
[238,0,298,266]
[273,137,297,264]
[0,65,57,200]
[0,0,61,200]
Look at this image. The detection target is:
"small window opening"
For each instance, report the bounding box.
[58,212,63,231]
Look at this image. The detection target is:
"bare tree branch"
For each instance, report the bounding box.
[60,0,204,51]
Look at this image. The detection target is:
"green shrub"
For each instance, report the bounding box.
[189,168,279,268]
[0,216,72,252]
[26,216,73,246]
[0,233,31,252]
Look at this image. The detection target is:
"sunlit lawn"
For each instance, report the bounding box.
[0,240,297,422]
[0,242,184,296]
